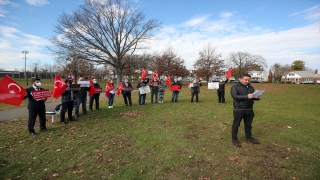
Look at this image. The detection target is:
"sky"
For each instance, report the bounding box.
[0,0,319,73]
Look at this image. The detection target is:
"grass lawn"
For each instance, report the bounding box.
[0,81,319,179]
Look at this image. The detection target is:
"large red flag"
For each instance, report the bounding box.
[116,82,124,96]
[105,82,113,97]
[141,68,148,80]
[166,74,171,86]
[89,80,97,96]
[226,67,233,79]
[0,75,26,106]
[52,75,66,99]
[151,70,158,82]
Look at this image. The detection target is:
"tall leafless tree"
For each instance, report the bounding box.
[271,63,291,83]
[28,60,41,78]
[48,0,161,85]
[227,51,267,78]
[193,43,225,82]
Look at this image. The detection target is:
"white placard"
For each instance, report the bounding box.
[208,82,219,89]
[253,90,265,98]
[139,86,150,94]
[77,81,90,87]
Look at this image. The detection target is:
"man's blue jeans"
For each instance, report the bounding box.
[75,97,87,116]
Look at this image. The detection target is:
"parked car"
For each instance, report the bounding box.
[250,80,261,83]
[301,81,314,84]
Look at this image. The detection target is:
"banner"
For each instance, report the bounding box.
[68,84,81,91]
[95,88,102,93]
[77,81,90,87]
[0,75,26,106]
[139,86,150,94]
[31,89,52,101]
[208,82,219,89]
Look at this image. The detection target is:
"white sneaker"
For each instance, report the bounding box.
[111,106,114,108]
[108,106,111,108]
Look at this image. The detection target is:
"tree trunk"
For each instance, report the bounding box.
[116,67,123,87]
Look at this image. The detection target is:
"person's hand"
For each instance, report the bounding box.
[247,94,254,99]
[41,98,47,101]
[258,95,262,99]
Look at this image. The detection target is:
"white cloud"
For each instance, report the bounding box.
[25,0,49,6]
[290,4,320,21]
[0,0,18,17]
[183,15,210,27]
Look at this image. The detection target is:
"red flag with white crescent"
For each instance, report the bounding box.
[52,75,66,99]
[89,80,97,96]
[166,74,171,86]
[0,75,26,106]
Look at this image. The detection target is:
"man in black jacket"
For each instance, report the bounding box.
[60,78,76,124]
[217,78,229,103]
[230,74,262,147]
[121,77,133,106]
[74,77,90,118]
[24,78,47,136]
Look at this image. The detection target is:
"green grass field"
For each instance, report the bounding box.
[0,80,319,179]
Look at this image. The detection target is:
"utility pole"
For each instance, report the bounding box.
[22,51,29,85]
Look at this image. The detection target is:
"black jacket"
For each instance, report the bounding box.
[74,86,89,98]
[93,83,101,96]
[24,86,46,110]
[61,84,77,102]
[121,82,133,94]
[218,79,229,90]
[137,78,149,88]
[230,82,259,109]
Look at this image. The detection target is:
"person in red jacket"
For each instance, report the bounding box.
[170,77,182,102]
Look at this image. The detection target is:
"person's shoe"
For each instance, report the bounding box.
[30,132,38,136]
[232,140,242,147]
[246,137,260,144]
[75,115,79,118]
[108,106,111,108]
[126,104,128,106]
[40,129,48,132]
[89,108,92,111]
[61,121,68,125]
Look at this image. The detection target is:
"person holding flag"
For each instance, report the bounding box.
[150,70,160,104]
[105,79,115,108]
[217,68,232,103]
[119,77,133,106]
[24,78,48,136]
[60,78,77,124]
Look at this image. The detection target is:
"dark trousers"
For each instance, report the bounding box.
[191,92,199,102]
[171,91,179,102]
[232,109,255,140]
[138,93,146,105]
[108,93,115,106]
[122,92,132,105]
[151,90,159,103]
[28,108,46,133]
[217,89,225,103]
[89,94,100,110]
[60,101,74,122]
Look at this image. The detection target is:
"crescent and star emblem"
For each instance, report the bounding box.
[8,83,22,94]
[54,80,65,89]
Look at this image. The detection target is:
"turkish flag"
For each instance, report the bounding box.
[141,68,148,80]
[151,70,158,82]
[116,82,124,96]
[226,67,233,79]
[105,82,113,97]
[0,75,26,106]
[166,74,171,86]
[89,80,97,96]
[52,75,66,99]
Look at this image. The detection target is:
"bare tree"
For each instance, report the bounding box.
[271,63,291,83]
[28,60,41,78]
[193,43,224,82]
[227,51,267,78]
[40,63,57,81]
[48,0,161,85]
[55,56,96,79]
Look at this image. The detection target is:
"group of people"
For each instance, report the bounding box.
[24,74,262,148]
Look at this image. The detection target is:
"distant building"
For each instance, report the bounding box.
[281,69,320,83]
[247,70,272,83]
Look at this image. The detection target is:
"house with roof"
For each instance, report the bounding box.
[247,70,273,83]
[281,70,320,83]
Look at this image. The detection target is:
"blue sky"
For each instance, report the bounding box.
[0,0,319,72]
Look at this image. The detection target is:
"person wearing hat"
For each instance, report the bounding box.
[24,78,48,136]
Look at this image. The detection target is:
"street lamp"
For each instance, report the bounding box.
[22,51,29,85]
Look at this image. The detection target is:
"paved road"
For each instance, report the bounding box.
[0,101,60,121]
